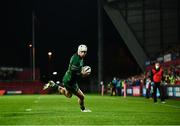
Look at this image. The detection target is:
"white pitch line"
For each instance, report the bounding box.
[34,100,38,103]
[159,103,180,109]
[34,96,41,103]
[25,108,32,112]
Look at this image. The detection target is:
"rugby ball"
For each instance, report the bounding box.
[82,66,91,75]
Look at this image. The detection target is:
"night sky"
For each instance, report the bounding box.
[2,0,140,80]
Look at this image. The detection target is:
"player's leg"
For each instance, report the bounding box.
[43,80,56,90]
[75,89,91,112]
[75,89,85,110]
[58,86,72,98]
[43,81,72,98]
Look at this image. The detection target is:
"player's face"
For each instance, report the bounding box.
[78,51,87,58]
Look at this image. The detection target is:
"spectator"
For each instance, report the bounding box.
[111,77,117,96]
[145,77,151,98]
[150,62,166,103]
[169,72,175,85]
[116,78,122,96]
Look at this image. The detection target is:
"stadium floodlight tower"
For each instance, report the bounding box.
[97,0,104,85]
[32,11,36,81]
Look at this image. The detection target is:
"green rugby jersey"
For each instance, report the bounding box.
[63,53,84,85]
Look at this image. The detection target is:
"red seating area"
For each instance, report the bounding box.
[0,90,6,95]
[176,81,180,85]
[0,81,48,94]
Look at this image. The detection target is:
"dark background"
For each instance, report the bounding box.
[2,0,140,81]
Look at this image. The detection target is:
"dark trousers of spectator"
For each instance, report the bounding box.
[146,89,150,98]
[111,86,116,96]
[146,85,151,98]
[116,87,122,96]
[153,82,165,103]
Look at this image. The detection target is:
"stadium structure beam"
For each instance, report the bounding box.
[103,4,148,71]
[98,0,104,84]
[32,11,36,80]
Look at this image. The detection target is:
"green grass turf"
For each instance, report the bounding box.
[0,94,180,125]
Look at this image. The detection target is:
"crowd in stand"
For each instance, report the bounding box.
[107,47,180,96]
[125,64,180,87]
[106,62,179,97]
[126,46,180,87]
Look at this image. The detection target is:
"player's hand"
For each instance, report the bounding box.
[81,70,89,77]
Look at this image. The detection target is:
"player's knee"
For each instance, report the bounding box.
[66,93,72,98]
[65,90,72,98]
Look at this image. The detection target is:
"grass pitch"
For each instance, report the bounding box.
[0,94,180,125]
